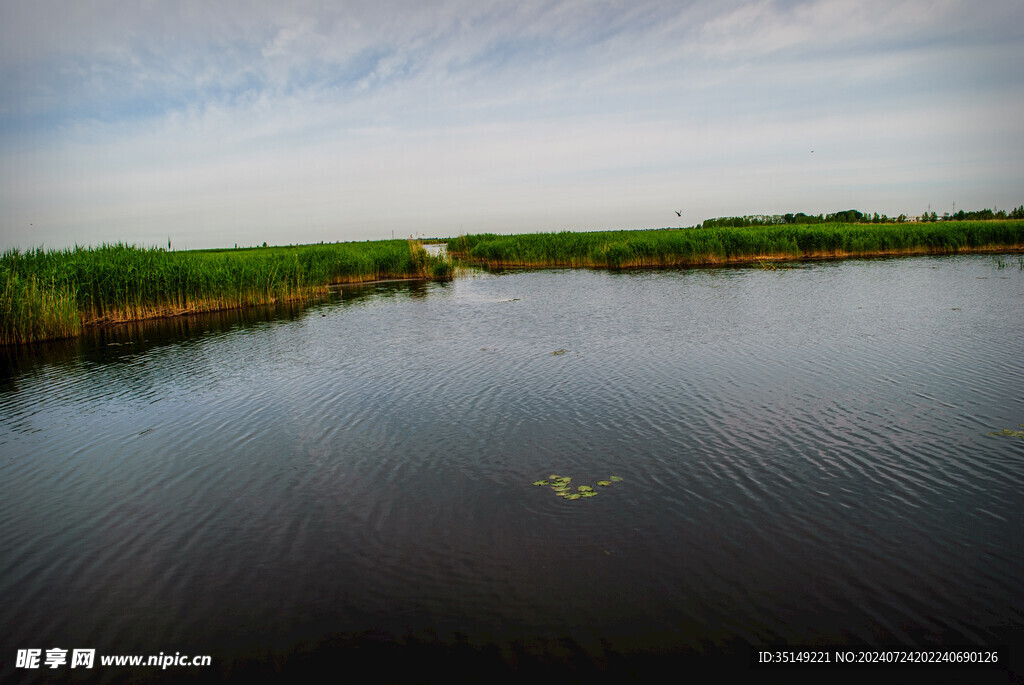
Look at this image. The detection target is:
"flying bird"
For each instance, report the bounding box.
[675,210,681,217]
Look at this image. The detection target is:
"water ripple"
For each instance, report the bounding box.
[1,256,1022,676]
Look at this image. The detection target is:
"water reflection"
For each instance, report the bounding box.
[0,279,455,385]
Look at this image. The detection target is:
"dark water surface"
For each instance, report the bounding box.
[2,255,1022,682]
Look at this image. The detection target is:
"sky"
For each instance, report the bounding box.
[1,0,1022,251]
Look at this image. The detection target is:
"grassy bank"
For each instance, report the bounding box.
[447,221,1024,268]
[1,240,453,345]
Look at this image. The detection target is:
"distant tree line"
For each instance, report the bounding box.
[700,205,1023,228]
[942,205,1024,221]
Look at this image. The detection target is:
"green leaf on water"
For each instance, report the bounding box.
[990,425,1024,439]
[609,475,623,482]
[532,473,621,502]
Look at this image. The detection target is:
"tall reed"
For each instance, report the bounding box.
[1,240,452,345]
[0,265,80,345]
[447,221,1024,268]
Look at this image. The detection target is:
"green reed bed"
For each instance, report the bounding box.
[1,240,451,345]
[447,221,1024,268]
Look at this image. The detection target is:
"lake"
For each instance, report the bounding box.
[1,254,1022,682]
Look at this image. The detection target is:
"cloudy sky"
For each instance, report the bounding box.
[1,0,1021,251]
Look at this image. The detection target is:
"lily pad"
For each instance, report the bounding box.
[551,349,567,356]
[990,425,1024,439]
[609,476,624,482]
[532,473,621,502]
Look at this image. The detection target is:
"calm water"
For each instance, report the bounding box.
[1,255,1023,681]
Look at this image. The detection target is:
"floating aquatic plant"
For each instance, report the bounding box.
[990,425,1024,439]
[531,474,624,502]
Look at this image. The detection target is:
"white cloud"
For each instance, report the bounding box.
[1,0,1022,250]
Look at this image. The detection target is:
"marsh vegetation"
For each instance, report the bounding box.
[447,221,1024,269]
[5,219,1022,345]
[1,240,452,345]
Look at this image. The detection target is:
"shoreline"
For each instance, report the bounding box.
[12,274,455,343]
[450,243,1024,270]
[5,224,1023,345]
[38,245,1024,338]
[82,274,437,327]
[70,275,440,333]
[0,280,441,356]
